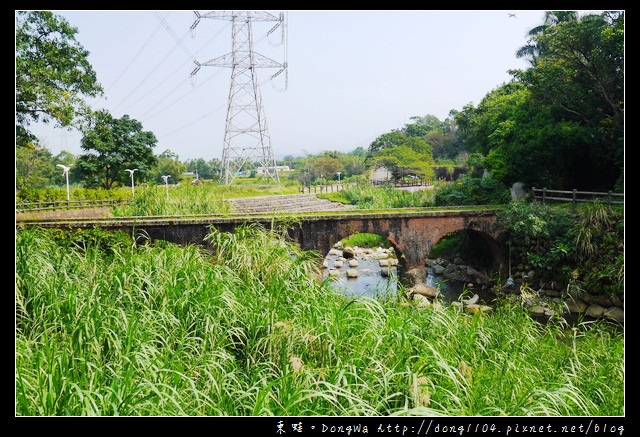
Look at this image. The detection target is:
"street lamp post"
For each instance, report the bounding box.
[125,169,138,198]
[337,171,341,186]
[57,164,71,202]
[161,175,171,200]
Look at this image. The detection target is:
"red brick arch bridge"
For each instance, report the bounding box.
[21,208,506,279]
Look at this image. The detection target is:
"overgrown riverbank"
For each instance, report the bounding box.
[16,225,624,416]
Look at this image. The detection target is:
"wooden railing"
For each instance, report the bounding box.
[371,178,433,187]
[16,198,131,213]
[532,187,624,209]
[299,183,354,194]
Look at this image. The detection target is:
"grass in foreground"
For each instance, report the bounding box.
[15,226,624,416]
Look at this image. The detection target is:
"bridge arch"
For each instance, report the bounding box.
[319,230,409,276]
[286,211,504,280]
[430,228,506,273]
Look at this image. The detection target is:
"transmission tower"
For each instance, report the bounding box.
[191,11,288,185]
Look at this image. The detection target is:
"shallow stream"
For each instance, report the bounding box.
[323,249,495,303]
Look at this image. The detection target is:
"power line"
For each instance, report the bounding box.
[156,76,272,138]
[143,67,225,120]
[159,103,226,138]
[112,12,195,113]
[138,22,231,118]
[152,10,196,61]
[108,13,166,91]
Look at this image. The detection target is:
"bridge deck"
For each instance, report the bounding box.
[17,207,504,227]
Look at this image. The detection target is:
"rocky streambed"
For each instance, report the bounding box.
[322,242,624,326]
[426,256,624,325]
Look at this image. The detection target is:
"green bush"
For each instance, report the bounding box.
[322,183,435,209]
[495,201,624,297]
[433,175,511,206]
[341,232,391,248]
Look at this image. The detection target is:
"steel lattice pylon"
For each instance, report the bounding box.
[191,11,287,185]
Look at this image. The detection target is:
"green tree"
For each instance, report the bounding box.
[75,111,157,189]
[15,146,55,190]
[511,11,624,190]
[516,11,580,61]
[150,150,187,184]
[367,131,407,156]
[309,156,345,182]
[52,150,77,185]
[185,158,217,180]
[338,153,366,177]
[371,145,434,180]
[367,131,433,162]
[455,12,623,191]
[15,11,103,149]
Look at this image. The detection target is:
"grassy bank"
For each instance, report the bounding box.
[15,226,624,416]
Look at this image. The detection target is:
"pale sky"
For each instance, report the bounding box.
[23,10,601,161]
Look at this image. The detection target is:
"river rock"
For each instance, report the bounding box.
[348,259,358,267]
[542,289,562,298]
[604,306,624,323]
[334,260,344,268]
[586,304,605,318]
[406,268,426,286]
[466,266,490,282]
[413,294,431,308]
[410,283,439,298]
[465,304,493,315]
[443,264,469,282]
[564,299,588,313]
[346,269,358,278]
[432,264,446,275]
[342,247,355,259]
[529,305,553,316]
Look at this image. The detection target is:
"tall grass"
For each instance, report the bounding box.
[15,226,624,416]
[113,183,300,216]
[322,183,437,209]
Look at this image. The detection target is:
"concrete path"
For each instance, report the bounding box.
[228,194,355,214]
